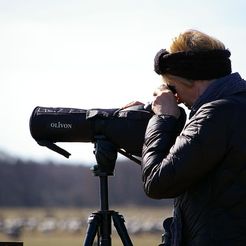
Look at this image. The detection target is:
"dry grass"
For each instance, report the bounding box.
[0,232,162,246]
[0,206,173,246]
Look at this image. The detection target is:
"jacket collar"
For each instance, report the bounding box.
[189,72,246,118]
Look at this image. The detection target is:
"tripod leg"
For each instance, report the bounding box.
[83,212,101,246]
[99,211,112,246]
[112,211,133,246]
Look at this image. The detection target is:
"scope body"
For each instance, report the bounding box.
[30,106,153,157]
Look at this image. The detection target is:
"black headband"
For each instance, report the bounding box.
[154,49,232,80]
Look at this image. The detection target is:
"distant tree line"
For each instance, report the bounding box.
[0,155,172,207]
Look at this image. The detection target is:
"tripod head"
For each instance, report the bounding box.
[91,136,118,176]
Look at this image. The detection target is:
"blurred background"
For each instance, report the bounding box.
[1,0,246,164]
[0,0,246,245]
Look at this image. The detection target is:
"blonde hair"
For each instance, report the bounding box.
[168,29,226,53]
[163,30,226,84]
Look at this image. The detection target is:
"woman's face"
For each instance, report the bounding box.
[163,75,213,109]
[163,75,196,109]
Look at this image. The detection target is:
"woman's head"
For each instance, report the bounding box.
[154,30,231,80]
[154,30,232,108]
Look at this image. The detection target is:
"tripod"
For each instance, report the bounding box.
[83,137,133,246]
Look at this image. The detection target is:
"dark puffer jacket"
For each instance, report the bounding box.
[142,73,246,245]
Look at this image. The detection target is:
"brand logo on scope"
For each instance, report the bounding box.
[50,122,72,129]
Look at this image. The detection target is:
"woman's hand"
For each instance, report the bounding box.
[152,84,180,118]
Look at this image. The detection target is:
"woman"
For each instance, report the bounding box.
[142,30,246,245]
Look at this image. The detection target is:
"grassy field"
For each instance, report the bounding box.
[0,206,173,246]
[0,232,164,246]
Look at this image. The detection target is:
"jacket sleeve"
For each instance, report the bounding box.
[142,102,229,199]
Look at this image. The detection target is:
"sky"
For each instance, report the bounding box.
[1,0,246,165]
